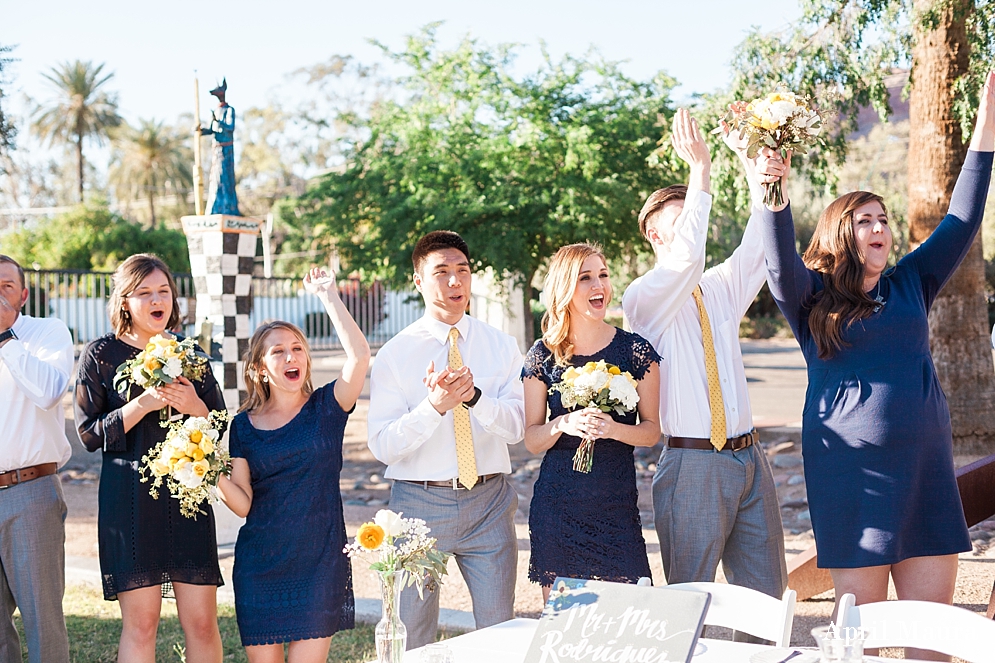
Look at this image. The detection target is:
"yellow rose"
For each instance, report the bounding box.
[174,457,191,471]
[191,448,205,462]
[608,366,621,375]
[170,446,186,460]
[190,430,203,444]
[562,367,579,381]
[145,343,157,353]
[192,459,210,478]
[185,442,200,457]
[144,357,161,372]
[199,438,215,455]
[152,458,171,477]
[585,361,596,370]
[357,522,385,550]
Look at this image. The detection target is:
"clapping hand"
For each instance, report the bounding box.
[424,360,475,414]
[303,267,338,300]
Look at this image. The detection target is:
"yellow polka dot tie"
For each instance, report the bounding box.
[448,327,478,489]
[691,286,727,451]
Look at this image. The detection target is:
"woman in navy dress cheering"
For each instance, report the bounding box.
[523,243,660,602]
[757,71,995,662]
[217,267,370,662]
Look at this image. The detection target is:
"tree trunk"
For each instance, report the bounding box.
[148,188,156,228]
[76,132,84,202]
[522,268,537,349]
[909,0,995,453]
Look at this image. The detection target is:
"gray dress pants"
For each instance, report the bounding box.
[652,443,787,599]
[0,474,70,663]
[390,474,518,650]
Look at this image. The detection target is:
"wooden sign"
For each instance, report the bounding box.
[524,578,710,663]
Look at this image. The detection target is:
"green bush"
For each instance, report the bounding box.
[1,204,190,273]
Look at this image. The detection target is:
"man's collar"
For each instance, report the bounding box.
[10,313,24,335]
[422,312,470,344]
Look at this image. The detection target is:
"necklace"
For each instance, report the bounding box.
[872,279,886,313]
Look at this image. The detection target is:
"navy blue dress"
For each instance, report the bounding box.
[523,329,658,586]
[761,150,993,568]
[229,382,355,645]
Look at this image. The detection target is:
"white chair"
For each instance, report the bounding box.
[838,592,995,663]
[636,577,796,647]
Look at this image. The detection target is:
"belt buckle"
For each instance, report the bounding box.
[0,469,19,490]
[452,478,462,491]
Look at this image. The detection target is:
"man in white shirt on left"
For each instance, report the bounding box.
[368,231,525,650]
[0,255,72,663]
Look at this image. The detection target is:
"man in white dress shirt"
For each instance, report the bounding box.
[622,111,787,606]
[0,255,72,663]
[368,231,525,650]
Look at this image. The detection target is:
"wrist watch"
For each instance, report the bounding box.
[0,328,16,344]
[463,387,482,409]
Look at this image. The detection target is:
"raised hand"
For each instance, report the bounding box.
[719,102,751,155]
[671,108,710,167]
[303,266,338,300]
[969,71,995,153]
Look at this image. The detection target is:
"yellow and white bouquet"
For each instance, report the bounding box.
[718,88,825,207]
[551,360,640,473]
[139,410,231,519]
[114,334,210,419]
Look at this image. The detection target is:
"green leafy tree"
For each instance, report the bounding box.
[1,205,190,273]
[32,60,122,202]
[285,27,688,342]
[728,0,995,450]
[109,118,192,227]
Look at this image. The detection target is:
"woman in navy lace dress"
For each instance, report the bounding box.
[523,243,661,601]
[217,268,370,662]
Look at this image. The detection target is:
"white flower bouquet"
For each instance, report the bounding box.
[114,334,210,419]
[550,360,640,473]
[139,410,231,519]
[717,88,825,207]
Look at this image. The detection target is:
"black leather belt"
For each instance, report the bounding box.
[666,429,757,451]
[397,473,502,490]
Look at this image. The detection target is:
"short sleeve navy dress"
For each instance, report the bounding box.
[523,328,659,586]
[74,334,225,600]
[761,150,993,568]
[228,382,355,646]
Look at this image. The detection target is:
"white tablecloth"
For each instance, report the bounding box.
[387,618,931,663]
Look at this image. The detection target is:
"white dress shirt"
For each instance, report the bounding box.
[0,314,74,472]
[368,313,525,480]
[622,189,766,439]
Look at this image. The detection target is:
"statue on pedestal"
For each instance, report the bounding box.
[199,79,240,216]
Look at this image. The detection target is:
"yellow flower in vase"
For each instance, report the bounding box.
[357,522,385,550]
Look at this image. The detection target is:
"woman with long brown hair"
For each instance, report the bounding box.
[523,243,661,602]
[216,267,369,663]
[75,253,225,663]
[757,73,995,661]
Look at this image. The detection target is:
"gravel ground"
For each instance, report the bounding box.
[57,340,995,653]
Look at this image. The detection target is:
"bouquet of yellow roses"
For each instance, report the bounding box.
[114,334,210,420]
[139,410,231,519]
[718,88,825,207]
[550,360,640,473]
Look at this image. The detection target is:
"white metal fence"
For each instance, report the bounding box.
[21,270,424,351]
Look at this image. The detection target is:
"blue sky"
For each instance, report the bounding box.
[6,0,802,125]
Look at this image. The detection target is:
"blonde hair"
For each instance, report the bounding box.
[108,254,181,336]
[541,243,609,365]
[240,321,315,413]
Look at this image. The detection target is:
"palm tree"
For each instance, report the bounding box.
[109,119,192,227]
[32,60,122,201]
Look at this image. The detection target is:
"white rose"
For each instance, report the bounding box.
[132,366,148,386]
[163,357,183,379]
[574,370,610,393]
[608,375,639,411]
[767,100,797,126]
[374,509,405,537]
[184,417,210,431]
[174,463,204,489]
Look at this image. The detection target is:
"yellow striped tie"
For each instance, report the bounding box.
[691,286,727,451]
[448,328,478,489]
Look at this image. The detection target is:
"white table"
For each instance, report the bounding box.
[391,618,932,663]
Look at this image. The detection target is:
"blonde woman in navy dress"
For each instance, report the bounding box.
[217,268,370,663]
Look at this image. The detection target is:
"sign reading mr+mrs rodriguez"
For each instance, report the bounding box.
[525,578,711,663]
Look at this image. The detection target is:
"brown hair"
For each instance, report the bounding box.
[638,185,688,239]
[541,243,609,365]
[411,230,471,274]
[240,321,314,413]
[0,255,25,289]
[802,191,888,359]
[108,254,181,336]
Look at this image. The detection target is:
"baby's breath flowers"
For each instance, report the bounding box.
[551,360,640,473]
[139,410,231,518]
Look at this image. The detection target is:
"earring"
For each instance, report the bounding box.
[121,308,130,319]
[262,375,269,383]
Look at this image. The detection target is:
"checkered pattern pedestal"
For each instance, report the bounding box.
[181,214,263,411]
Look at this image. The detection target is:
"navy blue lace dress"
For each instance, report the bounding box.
[228,382,355,646]
[523,328,659,586]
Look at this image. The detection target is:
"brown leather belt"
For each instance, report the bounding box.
[667,430,758,452]
[398,473,502,490]
[0,462,58,489]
